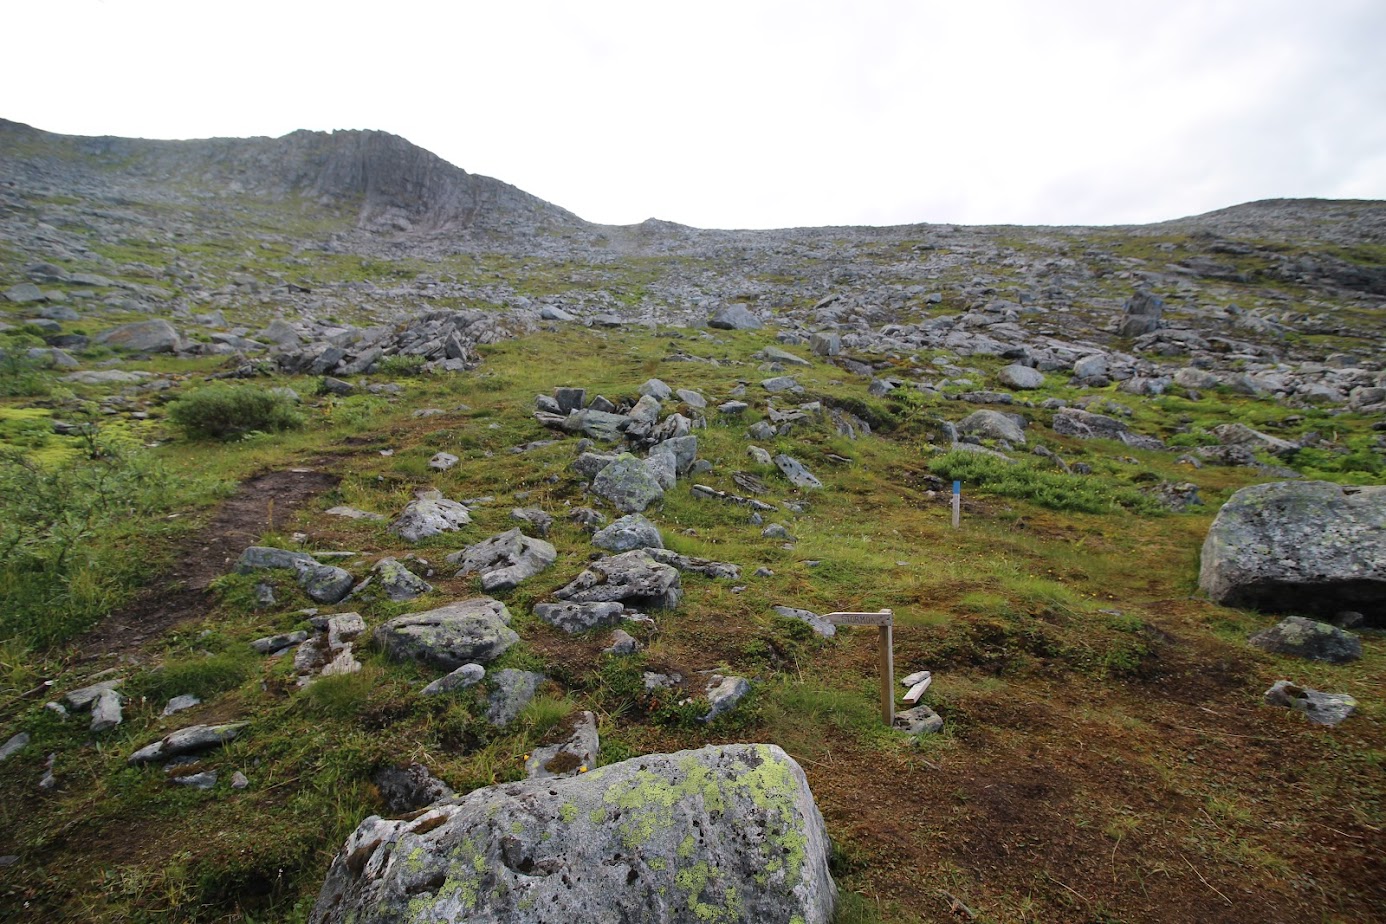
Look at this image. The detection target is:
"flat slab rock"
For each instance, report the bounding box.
[374,598,519,670]
[309,744,835,924]
[525,711,599,780]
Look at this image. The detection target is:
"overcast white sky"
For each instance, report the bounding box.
[6,0,1385,229]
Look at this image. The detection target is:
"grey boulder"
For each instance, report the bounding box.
[592,513,664,552]
[592,453,665,513]
[708,303,763,330]
[486,669,545,727]
[554,550,683,610]
[772,605,836,638]
[1263,680,1358,726]
[957,409,1026,445]
[370,558,434,601]
[129,723,248,765]
[390,490,472,543]
[526,711,599,779]
[308,744,835,924]
[533,601,627,634]
[774,454,823,490]
[96,319,182,353]
[998,363,1045,390]
[1199,482,1385,620]
[420,663,485,696]
[448,528,557,592]
[296,561,355,604]
[1248,616,1362,664]
[374,598,519,670]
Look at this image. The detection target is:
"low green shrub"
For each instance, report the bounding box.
[167,383,303,440]
[376,354,426,377]
[929,450,1165,515]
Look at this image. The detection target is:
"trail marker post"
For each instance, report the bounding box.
[823,609,894,724]
[952,480,961,528]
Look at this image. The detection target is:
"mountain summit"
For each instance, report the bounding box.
[0,119,586,235]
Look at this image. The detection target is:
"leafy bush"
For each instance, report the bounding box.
[167,383,303,440]
[929,450,1165,515]
[0,349,52,398]
[376,354,426,377]
[0,444,179,645]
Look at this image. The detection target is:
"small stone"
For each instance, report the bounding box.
[703,675,751,722]
[771,606,835,638]
[603,629,639,655]
[90,688,123,733]
[0,732,30,761]
[251,630,308,655]
[231,771,250,790]
[486,669,544,727]
[1264,680,1358,726]
[420,663,486,695]
[162,694,201,717]
[894,705,944,735]
[428,452,459,471]
[1248,616,1362,664]
[172,771,218,790]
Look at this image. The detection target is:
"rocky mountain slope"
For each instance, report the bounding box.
[0,122,1382,924]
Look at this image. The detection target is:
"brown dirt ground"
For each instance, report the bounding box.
[75,468,338,660]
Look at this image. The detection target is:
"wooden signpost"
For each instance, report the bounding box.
[823,609,894,723]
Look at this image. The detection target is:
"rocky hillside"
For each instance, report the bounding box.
[0,123,1382,924]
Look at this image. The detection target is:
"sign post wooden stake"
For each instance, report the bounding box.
[952,480,961,528]
[824,609,894,724]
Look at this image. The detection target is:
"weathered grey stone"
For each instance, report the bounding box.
[172,771,218,790]
[774,454,823,489]
[603,629,640,655]
[1211,423,1298,458]
[374,598,519,670]
[162,694,201,717]
[128,723,248,765]
[1072,353,1109,380]
[1174,367,1219,390]
[639,378,673,401]
[675,388,707,408]
[390,490,471,543]
[0,733,29,762]
[1116,291,1165,338]
[1249,616,1362,663]
[325,506,386,522]
[958,409,1027,445]
[703,675,751,722]
[96,319,181,353]
[448,528,557,592]
[645,548,741,580]
[811,331,841,356]
[526,711,599,779]
[1264,680,1358,726]
[591,453,665,513]
[374,764,456,814]
[308,744,835,924]
[510,507,553,537]
[998,363,1044,389]
[645,444,679,490]
[709,303,762,330]
[759,345,812,367]
[370,558,433,601]
[1200,482,1385,620]
[420,663,485,696]
[894,705,944,735]
[64,679,122,709]
[296,561,355,604]
[486,669,544,727]
[554,550,683,609]
[761,375,801,393]
[250,631,302,658]
[748,421,776,441]
[553,387,586,413]
[533,601,627,634]
[1052,408,1163,449]
[235,546,316,573]
[772,605,836,638]
[592,513,664,552]
[568,506,607,531]
[428,452,459,471]
[4,283,46,304]
[90,688,123,732]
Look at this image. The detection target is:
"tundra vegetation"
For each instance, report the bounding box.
[0,120,1382,923]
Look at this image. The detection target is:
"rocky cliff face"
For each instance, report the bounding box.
[0,119,586,235]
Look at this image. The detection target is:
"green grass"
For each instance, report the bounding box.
[929,449,1167,515]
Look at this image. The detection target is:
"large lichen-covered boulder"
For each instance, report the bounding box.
[1199,481,1386,622]
[374,598,519,670]
[390,490,472,543]
[309,744,835,924]
[96,319,182,353]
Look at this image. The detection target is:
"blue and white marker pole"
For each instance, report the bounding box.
[952,480,961,528]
